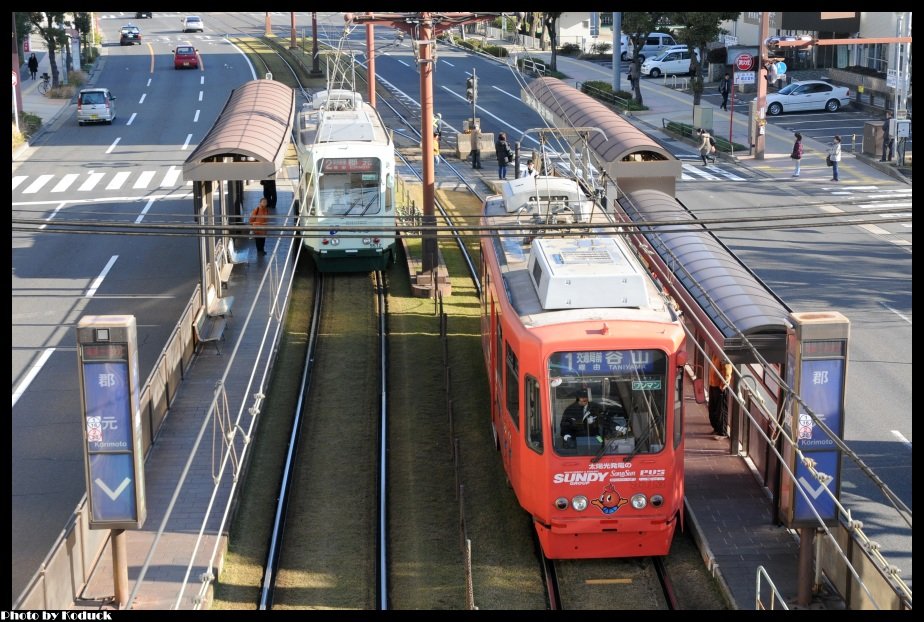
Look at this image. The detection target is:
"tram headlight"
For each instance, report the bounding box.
[555,497,569,510]
[630,493,648,510]
[651,494,664,507]
[571,495,589,511]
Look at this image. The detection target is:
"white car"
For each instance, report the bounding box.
[765,80,851,115]
[182,15,204,33]
[640,46,699,78]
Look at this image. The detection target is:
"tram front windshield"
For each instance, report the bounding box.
[549,350,667,458]
[317,157,382,216]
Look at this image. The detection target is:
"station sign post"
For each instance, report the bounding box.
[779,311,849,607]
[77,315,147,606]
[780,311,849,528]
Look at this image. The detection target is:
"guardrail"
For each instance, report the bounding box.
[576,80,631,110]
[522,58,547,76]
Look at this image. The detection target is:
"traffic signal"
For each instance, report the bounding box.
[466,76,478,102]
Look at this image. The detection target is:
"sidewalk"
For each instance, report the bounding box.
[14,46,103,159]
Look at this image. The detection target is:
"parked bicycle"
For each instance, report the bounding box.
[37,72,51,95]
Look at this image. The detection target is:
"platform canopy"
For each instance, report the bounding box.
[183,79,295,181]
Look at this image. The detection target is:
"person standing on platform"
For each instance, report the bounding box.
[708,353,732,438]
[495,132,513,180]
[881,111,894,162]
[28,54,39,80]
[249,197,269,256]
[260,178,277,210]
[790,132,803,177]
[470,124,482,169]
[719,72,730,111]
[433,112,442,145]
[827,135,842,182]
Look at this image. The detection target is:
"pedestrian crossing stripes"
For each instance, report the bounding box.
[13,167,191,196]
[680,162,748,182]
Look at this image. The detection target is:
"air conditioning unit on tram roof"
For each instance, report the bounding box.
[527,237,649,310]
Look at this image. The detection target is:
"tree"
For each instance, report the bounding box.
[14,13,32,55]
[669,12,740,105]
[622,12,664,105]
[73,12,92,66]
[543,12,561,71]
[26,12,71,88]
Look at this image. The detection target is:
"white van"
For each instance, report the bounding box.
[627,32,677,62]
[640,46,700,78]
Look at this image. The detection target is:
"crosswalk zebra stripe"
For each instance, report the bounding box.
[51,174,80,193]
[161,166,182,187]
[134,171,156,189]
[78,172,105,191]
[716,168,746,181]
[106,171,132,190]
[13,176,27,190]
[23,175,54,194]
[681,164,721,181]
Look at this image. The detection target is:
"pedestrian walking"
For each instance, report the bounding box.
[881,111,894,162]
[697,128,714,165]
[433,140,440,169]
[719,73,730,111]
[28,54,39,81]
[260,178,277,210]
[827,135,842,182]
[495,131,513,180]
[790,132,803,177]
[469,124,482,169]
[708,353,733,438]
[249,197,269,255]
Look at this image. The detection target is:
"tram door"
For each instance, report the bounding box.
[501,341,521,487]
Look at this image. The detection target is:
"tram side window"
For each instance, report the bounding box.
[505,343,520,429]
[525,375,543,452]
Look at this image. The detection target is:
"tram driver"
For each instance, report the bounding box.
[560,388,603,448]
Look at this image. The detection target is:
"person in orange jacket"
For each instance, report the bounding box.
[249,197,269,255]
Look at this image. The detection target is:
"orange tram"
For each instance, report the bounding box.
[480,174,688,559]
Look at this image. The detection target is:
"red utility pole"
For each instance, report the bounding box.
[290,12,296,49]
[310,13,322,77]
[344,12,489,274]
[366,21,376,108]
[755,12,769,159]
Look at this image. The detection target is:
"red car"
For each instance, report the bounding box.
[173,46,199,70]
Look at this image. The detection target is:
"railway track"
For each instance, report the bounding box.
[261,271,388,609]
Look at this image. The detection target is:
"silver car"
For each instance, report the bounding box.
[765,80,851,115]
[76,88,116,125]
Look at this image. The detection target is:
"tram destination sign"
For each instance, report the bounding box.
[322,157,377,173]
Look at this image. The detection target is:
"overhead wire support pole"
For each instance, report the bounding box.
[344,12,491,275]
